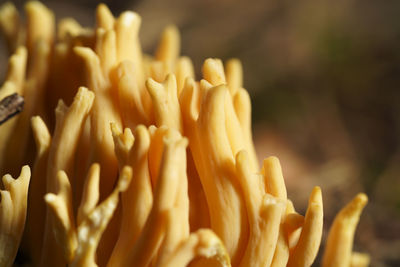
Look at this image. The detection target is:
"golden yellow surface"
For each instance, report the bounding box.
[0,2,369,266]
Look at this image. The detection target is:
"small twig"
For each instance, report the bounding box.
[0,93,24,125]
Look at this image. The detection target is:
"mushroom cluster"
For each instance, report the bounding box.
[0,2,369,267]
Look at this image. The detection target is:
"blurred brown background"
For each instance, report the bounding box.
[1,0,399,266]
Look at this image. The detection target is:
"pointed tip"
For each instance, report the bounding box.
[118,11,141,27]
[21,165,31,177]
[353,193,368,210]
[110,122,120,136]
[44,193,57,203]
[96,3,114,30]
[309,186,322,205]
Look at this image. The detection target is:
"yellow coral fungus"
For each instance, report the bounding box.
[0,2,369,267]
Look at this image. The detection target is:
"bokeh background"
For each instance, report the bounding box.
[1,0,399,266]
